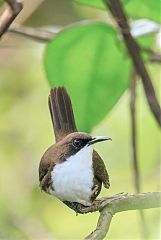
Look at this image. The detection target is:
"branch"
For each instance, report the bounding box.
[130,69,149,238]
[9,24,56,42]
[0,0,23,38]
[83,192,161,240]
[130,69,140,192]
[142,47,161,63]
[64,192,160,239]
[103,0,161,127]
[6,25,161,63]
[150,53,161,63]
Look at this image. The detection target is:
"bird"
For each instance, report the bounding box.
[39,87,111,211]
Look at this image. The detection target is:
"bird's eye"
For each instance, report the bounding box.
[73,139,82,148]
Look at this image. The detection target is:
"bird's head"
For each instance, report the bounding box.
[41,132,111,164]
[60,132,112,159]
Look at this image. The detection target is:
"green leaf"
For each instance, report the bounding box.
[124,0,161,23]
[137,35,154,61]
[75,0,161,23]
[44,23,130,132]
[75,0,105,9]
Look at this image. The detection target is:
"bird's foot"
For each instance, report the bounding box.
[63,193,128,214]
[63,201,86,215]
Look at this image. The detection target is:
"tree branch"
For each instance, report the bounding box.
[150,53,161,63]
[142,47,161,63]
[9,24,56,42]
[83,192,161,240]
[0,0,23,38]
[103,0,161,127]
[130,69,140,193]
[130,69,149,238]
[6,25,161,63]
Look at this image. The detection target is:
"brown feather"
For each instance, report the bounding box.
[92,150,110,189]
[49,87,77,142]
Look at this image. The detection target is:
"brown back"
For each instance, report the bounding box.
[48,87,77,142]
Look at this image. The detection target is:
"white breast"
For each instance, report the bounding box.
[50,146,94,206]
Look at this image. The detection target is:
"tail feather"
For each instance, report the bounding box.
[49,87,77,142]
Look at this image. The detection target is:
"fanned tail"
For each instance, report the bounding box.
[49,87,77,142]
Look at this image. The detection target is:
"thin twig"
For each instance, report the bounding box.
[103,0,161,127]
[150,54,161,63]
[0,0,23,38]
[83,192,161,240]
[130,69,149,238]
[130,69,140,192]
[9,24,56,42]
[142,47,161,63]
[6,25,161,63]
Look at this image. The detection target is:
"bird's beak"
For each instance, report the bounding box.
[87,136,112,146]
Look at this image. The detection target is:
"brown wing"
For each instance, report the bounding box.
[93,150,110,189]
[39,158,56,193]
[49,87,77,142]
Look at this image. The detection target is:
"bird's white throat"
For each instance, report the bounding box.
[50,145,94,206]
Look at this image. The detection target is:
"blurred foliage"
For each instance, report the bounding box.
[75,0,105,9]
[0,0,160,239]
[26,0,81,26]
[44,23,130,132]
[75,0,161,23]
